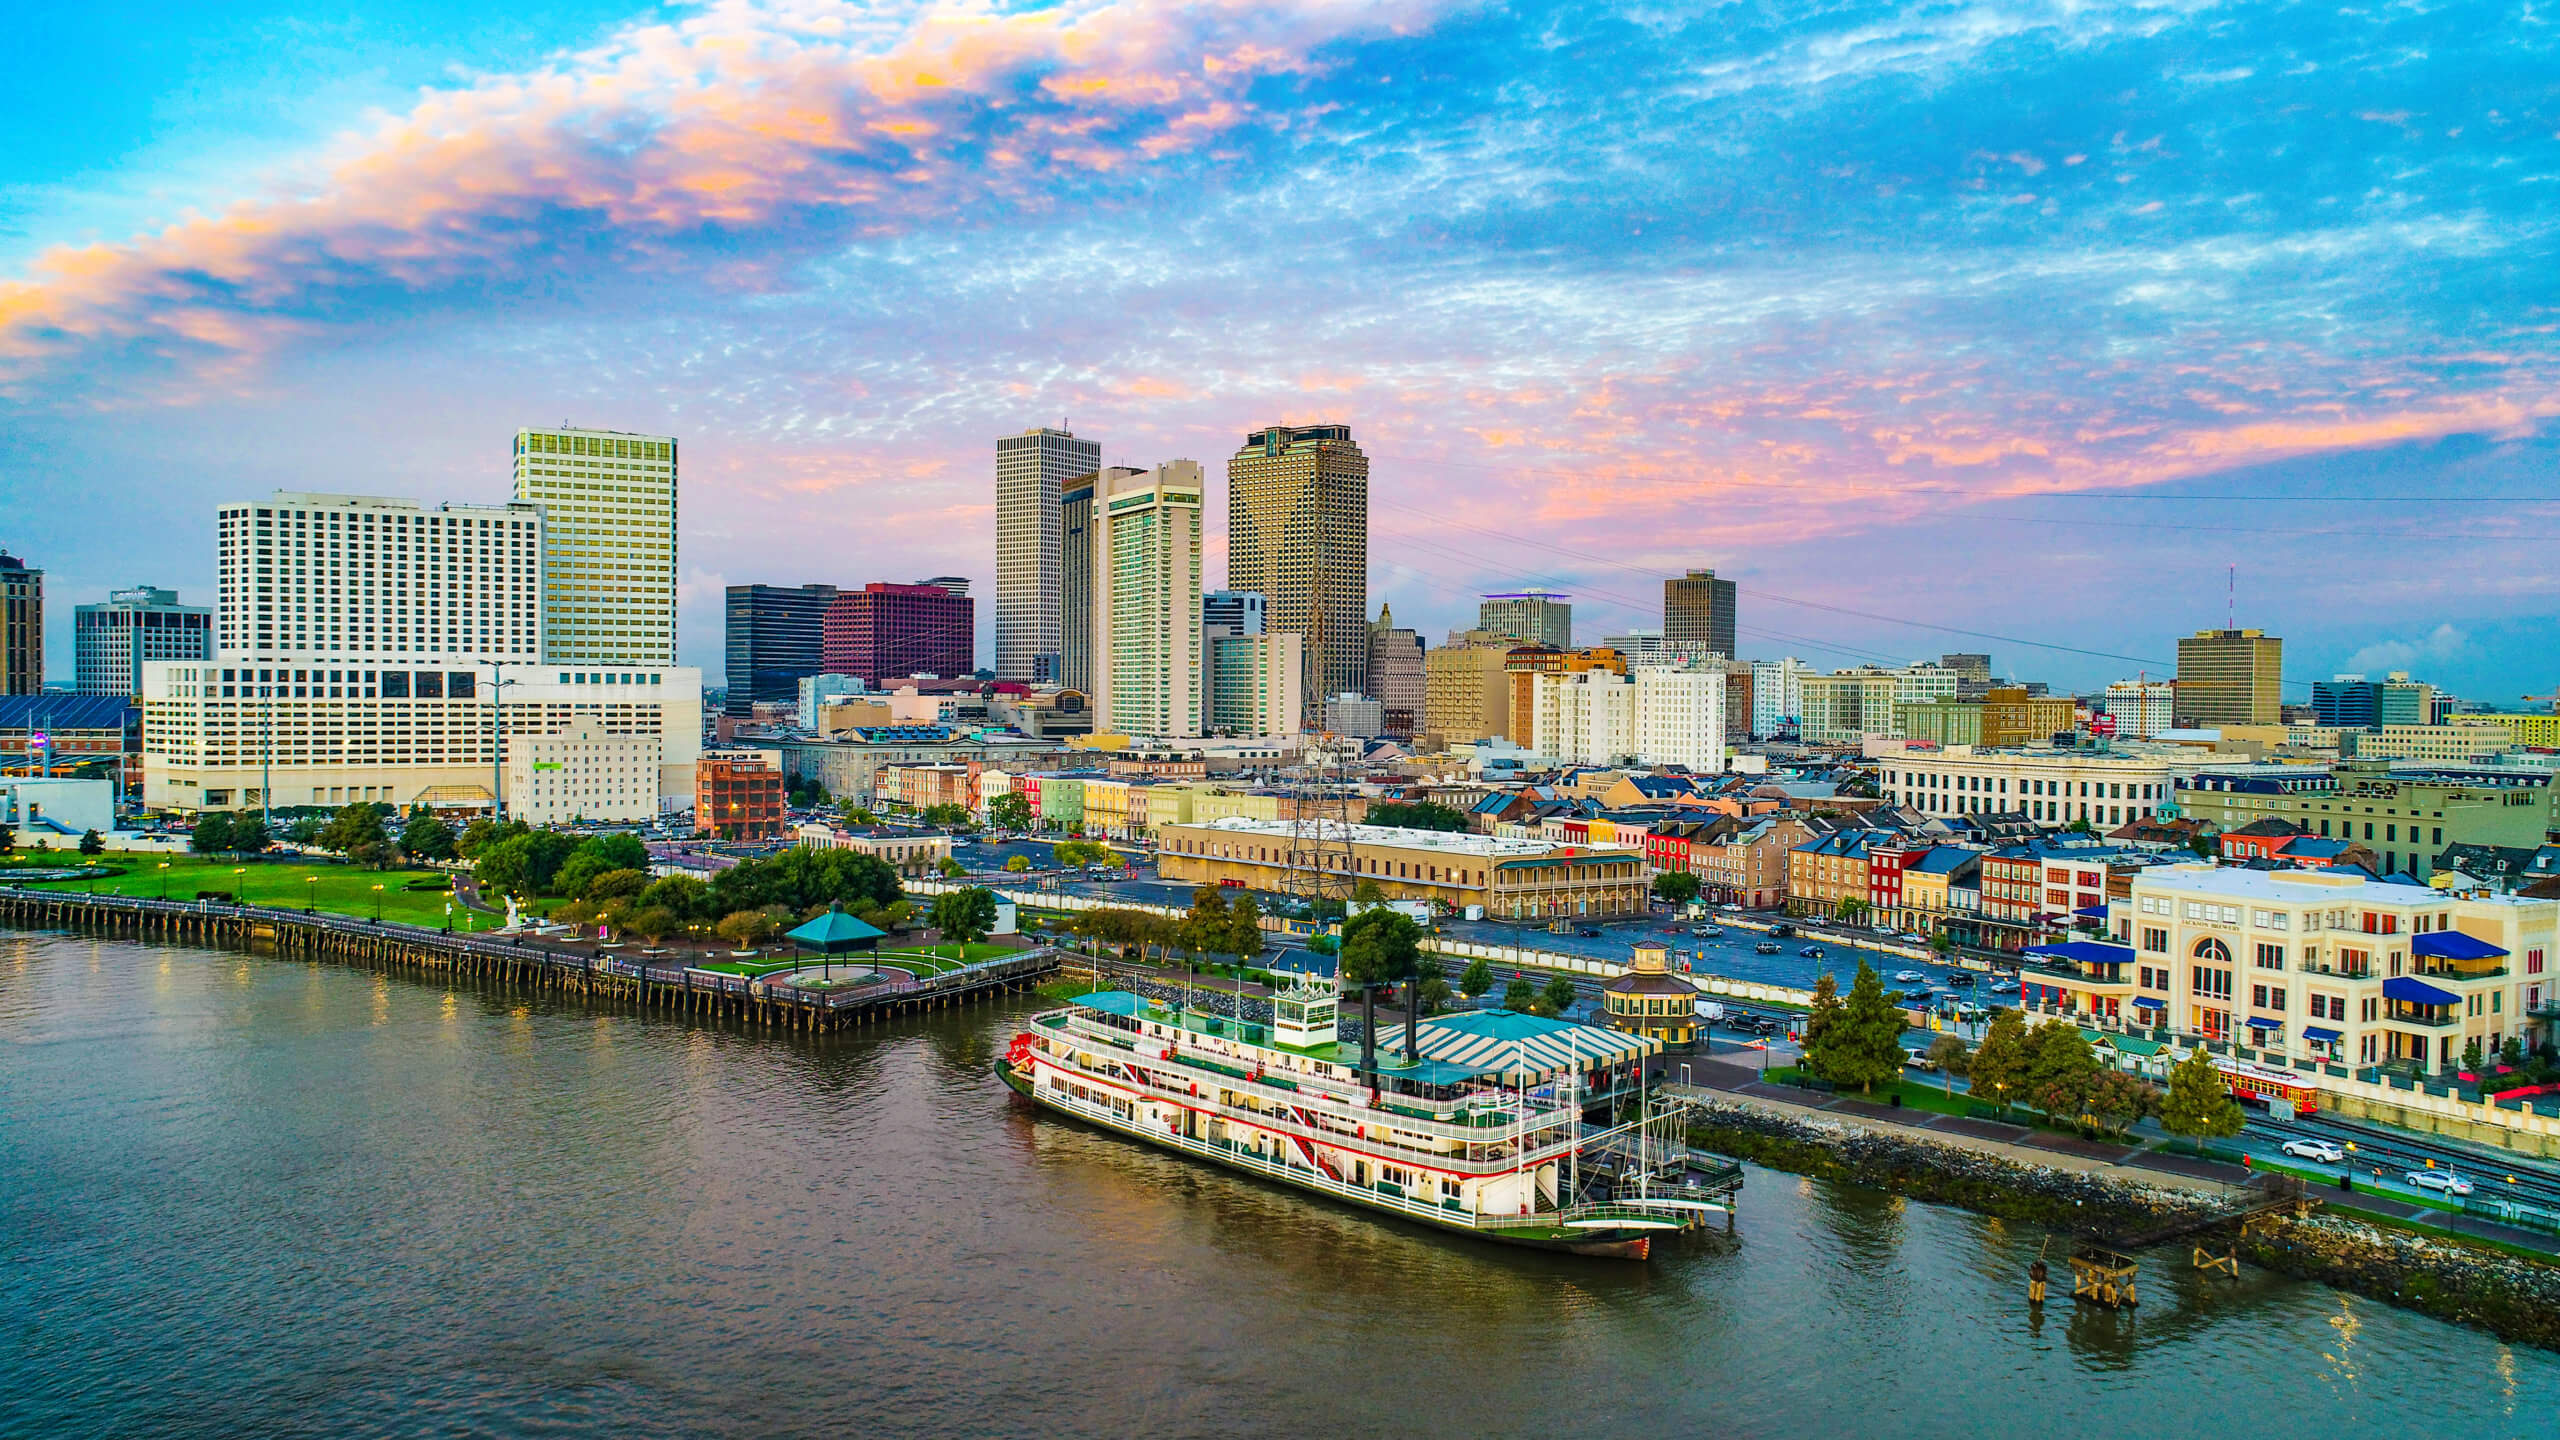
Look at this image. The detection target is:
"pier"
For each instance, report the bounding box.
[0,888,1060,1031]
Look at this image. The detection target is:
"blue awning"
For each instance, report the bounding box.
[2022,940,2137,966]
[2244,1016,2282,1030]
[2302,1026,2343,1042]
[2073,905,2109,918]
[2131,996,2166,1010]
[2382,975,2461,1007]
[2413,930,2507,961]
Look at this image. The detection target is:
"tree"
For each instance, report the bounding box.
[929,886,1000,948]
[78,828,105,856]
[1341,907,1427,1063]
[1223,894,1266,963]
[401,809,457,862]
[457,816,525,859]
[2083,1068,2160,1138]
[1652,870,1702,907]
[715,907,785,948]
[621,906,679,944]
[1925,1033,1971,1096]
[578,833,650,873]
[1810,959,1907,1094]
[1502,976,1539,1012]
[229,815,271,855]
[1460,956,1495,1000]
[2159,1046,2245,1145]
[584,868,650,903]
[840,803,881,828]
[1799,971,1843,1075]
[0,824,14,856]
[1182,886,1236,964]
[638,874,712,922]
[1003,854,1030,873]
[2022,1021,2103,1123]
[2503,1036,2527,1071]
[986,792,1033,832]
[1352,877,1386,905]
[1541,974,1578,1018]
[1362,800,1471,832]
[191,811,235,856]
[285,815,326,845]
[920,802,974,829]
[2461,1036,2485,1075]
[1967,1007,2030,1115]
[1835,896,1871,925]
[938,856,968,879]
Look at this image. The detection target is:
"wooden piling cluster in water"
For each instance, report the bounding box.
[0,888,1059,1031]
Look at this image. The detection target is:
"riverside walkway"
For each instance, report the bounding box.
[0,887,1059,1032]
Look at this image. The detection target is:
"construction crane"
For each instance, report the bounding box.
[2524,691,2560,714]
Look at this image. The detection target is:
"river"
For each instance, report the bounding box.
[4,931,2554,1439]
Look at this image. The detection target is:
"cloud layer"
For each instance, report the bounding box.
[5,0,2559,693]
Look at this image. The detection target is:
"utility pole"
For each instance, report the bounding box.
[483,661,519,822]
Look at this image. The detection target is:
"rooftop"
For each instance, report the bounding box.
[1176,814,1625,859]
[2129,862,2555,910]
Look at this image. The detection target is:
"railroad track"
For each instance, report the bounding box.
[2274,1113,2560,1208]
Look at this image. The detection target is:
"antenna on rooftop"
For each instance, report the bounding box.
[2227,564,2235,629]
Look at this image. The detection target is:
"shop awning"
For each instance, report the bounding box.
[2022,941,2137,967]
[2131,996,2166,1010]
[2244,1016,2283,1030]
[2413,930,2508,961]
[2382,976,2461,1007]
[2302,1026,2343,1042]
[2073,905,2109,918]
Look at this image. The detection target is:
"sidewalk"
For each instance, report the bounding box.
[1662,1053,2560,1255]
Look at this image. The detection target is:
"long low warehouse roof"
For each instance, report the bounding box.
[1163,814,1638,860]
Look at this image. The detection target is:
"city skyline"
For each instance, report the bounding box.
[4,0,2557,696]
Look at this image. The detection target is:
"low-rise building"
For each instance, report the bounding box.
[1158,816,1649,920]
[2173,762,2552,880]
[2347,725,2517,763]
[695,753,786,840]
[793,821,953,875]
[2020,864,2560,1075]
[1788,828,1878,919]
[879,762,976,813]
[1878,744,2250,828]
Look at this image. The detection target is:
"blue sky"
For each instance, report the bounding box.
[3,0,2556,701]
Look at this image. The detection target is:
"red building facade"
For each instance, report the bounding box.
[821,583,973,685]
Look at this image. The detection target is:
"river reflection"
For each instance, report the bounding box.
[2,931,2555,1440]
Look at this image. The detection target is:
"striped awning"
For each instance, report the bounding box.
[1390,1009,1660,1078]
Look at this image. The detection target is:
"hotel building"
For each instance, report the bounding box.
[1090,462,1204,737]
[513,427,678,665]
[1158,816,1650,920]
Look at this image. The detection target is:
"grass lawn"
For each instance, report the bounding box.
[0,854,480,929]
[1762,1065,1978,1117]
[888,942,1011,964]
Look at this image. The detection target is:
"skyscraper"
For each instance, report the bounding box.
[75,586,211,696]
[1478,590,1572,647]
[723,584,836,716]
[0,551,42,695]
[2175,628,2283,727]
[1208,632,1302,736]
[821,582,973,686]
[1225,423,1368,700]
[995,426,1102,682]
[1663,569,1737,659]
[217,494,543,662]
[1200,589,1266,722]
[1059,466,1138,695]
[1091,461,1205,737]
[1365,602,1425,736]
[512,427,678,666]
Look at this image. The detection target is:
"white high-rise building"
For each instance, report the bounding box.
[2104,680,2177,739]
[512,427,678,666]
[1208,631,1303,736]
[1531,665,1728,770]
[148,488,700,816]
[1751,656,1813,737]
[1089,461,1203,738]
[1632,667,1729,772]
[216,492,544,663]
[995,426,1102,682]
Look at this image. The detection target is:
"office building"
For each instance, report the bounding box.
[2174,762,2551,877]
[0,578,35,700]
[1479,590,1572,647]
[2103,680,2176,739]
[1226,423,1368,699]
[1201,589,1266,724]
[724,584,837,717]
[1663,569,1737,659]
[2020,864,2560,1073]
[75,586,211,696]
[216,493,543,663]
[1751,657,1813,737]
[1366,603,1425,735]
[995,426,1102,682]
[1323,691,1386,739]
[1528,666,1728,771]
[1207,631,1303,736]
[1797,664,1959,744]
[1877,744,2254,826]
[695,752,787,840]
[1059,469,1123,694]
[2313,672,2439,729]
[1937,653,1993,683]
[1423,630,1513,743]
[507,723,661,825]
[0,552,39,695]
[821,581,972,685]
[1598,629,1669,666]
[512,427,678,665]
[1090,461,1204,737]
[798,674,867,729]
[2175,628,2283,727]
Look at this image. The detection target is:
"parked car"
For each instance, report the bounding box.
[2281,1139,2346,1164]
[1899,932,1929,943]
[2407,1170,2475,1197]
[1893,969,1926,983]
[1904,1047,1939,1071]
[1755,941,1782,955]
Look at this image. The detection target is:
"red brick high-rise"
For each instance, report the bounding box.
[822,582,974,685]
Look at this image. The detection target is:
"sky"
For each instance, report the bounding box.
[3,0,2557,702]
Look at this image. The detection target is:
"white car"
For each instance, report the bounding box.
[2280,1139,2345,1164]
[2406,1170,2475,1197]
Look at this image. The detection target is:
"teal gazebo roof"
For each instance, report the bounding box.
[786,907,887,952]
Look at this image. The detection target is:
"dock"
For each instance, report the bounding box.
[0,888,1060,1031]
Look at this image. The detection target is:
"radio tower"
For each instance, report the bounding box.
[1286,730,1358,910]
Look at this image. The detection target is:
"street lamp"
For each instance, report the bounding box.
[157,861,171,899]
[305,876,318,914]
[371,883,385,923]
[231,866,247,905]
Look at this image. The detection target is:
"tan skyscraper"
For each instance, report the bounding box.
[1225,423,1368,700]
[513,427,678,665]
[2175,628,2284,727]
[1664,569,1737,659]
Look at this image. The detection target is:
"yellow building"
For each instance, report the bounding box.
[2454,713,2560,749]
[2350,725,2514,762]
[1158,817,1649,919]
[1981,687,2076,746]
[1424,630,1512,743]
[2174,628,2283,727]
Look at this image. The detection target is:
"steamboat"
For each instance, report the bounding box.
[997,972,1742,1259]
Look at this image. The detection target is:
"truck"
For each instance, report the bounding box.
[1349,899,1435,928]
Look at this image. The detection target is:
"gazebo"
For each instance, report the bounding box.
[1601,941,1701,1050]
[785,904,887,980]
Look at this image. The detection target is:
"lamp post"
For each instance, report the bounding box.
[157,861,171,899]
[371,883,385,923]
[305,876,318,914]
[231,866,246,905]
[480,661,520,823]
